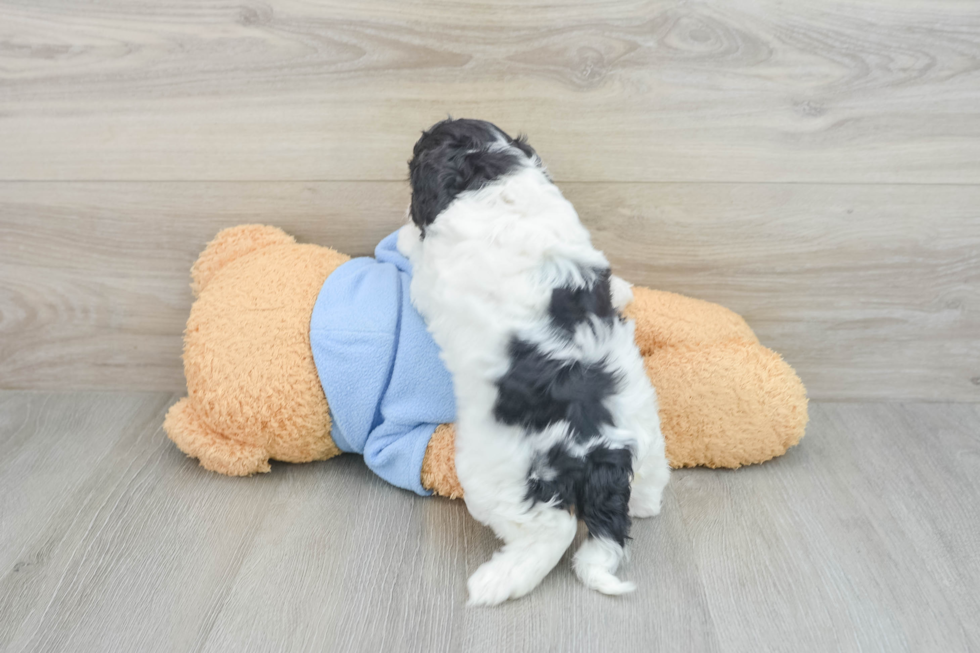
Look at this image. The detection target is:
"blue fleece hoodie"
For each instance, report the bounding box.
[309,231,455,495]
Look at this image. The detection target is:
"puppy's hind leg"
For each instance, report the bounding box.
[466,504,577,606]
[630,441,670,518]
[574,446,637,595]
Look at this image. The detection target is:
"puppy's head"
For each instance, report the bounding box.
[407,118,540,237]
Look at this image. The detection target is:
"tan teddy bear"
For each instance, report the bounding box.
[164,225,807,498]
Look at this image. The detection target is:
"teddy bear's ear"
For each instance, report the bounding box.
[191,225,295,297]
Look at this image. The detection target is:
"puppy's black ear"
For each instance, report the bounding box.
[409,144,524,235]
[511,133,538,161]
[408,142,451,236]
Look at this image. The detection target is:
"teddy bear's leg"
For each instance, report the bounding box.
[624,286,760,355]
[646,342,808,469]
[164,398,272,476]
[190,225,296,297]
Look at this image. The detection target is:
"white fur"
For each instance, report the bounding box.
[400,165,669,605]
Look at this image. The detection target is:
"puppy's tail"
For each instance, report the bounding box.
[573,446,636,595]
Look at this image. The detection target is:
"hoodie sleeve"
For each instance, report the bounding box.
[360,240,456,495]
[361,421,438,495]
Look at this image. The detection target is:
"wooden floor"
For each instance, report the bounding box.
[0,391,977,653]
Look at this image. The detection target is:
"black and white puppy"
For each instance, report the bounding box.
[398,118,670,606]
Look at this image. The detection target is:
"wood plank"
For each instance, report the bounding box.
[1,392,978,651]
[0,181,410,391]
[1,0,979,182]
[0,390,719,652]
[0,392,172,575]
[579,183,980,402]
[2,181,978,400]
[0,392,183,650]
[674,402,980,652]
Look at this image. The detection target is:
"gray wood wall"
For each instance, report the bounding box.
[2,0,978,401]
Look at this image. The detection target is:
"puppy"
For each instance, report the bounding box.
[398,118,670,605]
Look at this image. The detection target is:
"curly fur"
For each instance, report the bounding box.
[400,119,670,605]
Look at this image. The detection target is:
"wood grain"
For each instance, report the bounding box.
[2,181,978,400]
[0,392,978,652]
[578,183,980,402]
[0,181,409,391]
[675,402,980,652]
[1,0,979,182]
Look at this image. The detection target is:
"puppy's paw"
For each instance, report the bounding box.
[610,275,634,312]
[628,487,663,518]
[396,223,423,259]
[466,556,534,607]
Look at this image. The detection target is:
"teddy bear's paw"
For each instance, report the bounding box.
[164,398,272,476]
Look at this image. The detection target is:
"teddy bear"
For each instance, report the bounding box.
[164,225,808,498]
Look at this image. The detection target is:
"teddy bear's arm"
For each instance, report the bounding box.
[421,424,463,498]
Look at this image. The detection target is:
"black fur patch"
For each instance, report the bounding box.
[509,134,539,161]
[525,444,633,546]
[549,268,615,336]
[526,445,581,512]
[493,338,618,443]
[407,118,537,235]
[578,446,633,546]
